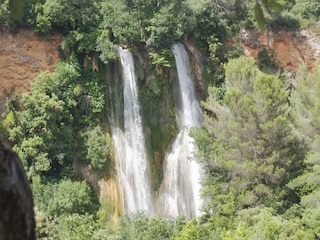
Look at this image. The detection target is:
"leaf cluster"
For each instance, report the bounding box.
[190,56,320,238]
[4,62,106,178]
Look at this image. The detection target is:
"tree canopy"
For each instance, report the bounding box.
[1,0,320,239]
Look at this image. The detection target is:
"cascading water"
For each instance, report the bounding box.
[110,48,154,215]
[157,42,203,218]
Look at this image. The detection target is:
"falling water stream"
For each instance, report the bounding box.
[109,44,202,217]
[157,43,203,218]
[110,48,154,215]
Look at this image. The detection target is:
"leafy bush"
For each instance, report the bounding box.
[40,0,101,32]
[290,0,320,19]
[146,2,189,49]
[63,30,100,55]
[56,214,97,240]
[96,29,118,64]
[257,48,280,73]
[269,11,300,31]
[82,126,109,174]
[107,213,177,240]
[100,0,140,46]
[8,62,79,176]
[0,0,13,26]
[194,56,305,218]
[47,179,98,216]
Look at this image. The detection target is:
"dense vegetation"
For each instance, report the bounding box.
[1,0,320,239]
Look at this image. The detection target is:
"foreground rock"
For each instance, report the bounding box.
[0,141,35,240]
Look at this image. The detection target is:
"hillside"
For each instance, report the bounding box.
[242,29,320,71]
[1,0,320,239]
[1,28,320,104]
[0,29,61,113]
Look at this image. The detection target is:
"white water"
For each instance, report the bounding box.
[111,48,154,214]
[157,43,203,218]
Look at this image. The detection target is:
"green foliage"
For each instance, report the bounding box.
[254,1,267,32]
[0,0,20,30]
[96,199,115,226]
[290,0,320,19]
[149,50,173,67]
[146,2,190,49]
[107,214,220,240]
[8,62,79,176]
[6,61,106,178]
[130,48,179,192]
[32,174,99,229]
[208,36,223,64]
[301,208,320,238]
[82,125,109,174]
[254,0,284,32]
[46,179,98,216]
[34,11,51,34]
[32,176,103,239]
[35,209,58,240]
[228,207,314,240]
[107,213,176,240]
[291,61,320,140]
[269,11,300,31]
[6,1,320,239]
[96,29,118,64]
[74,69,106,125]
[63,30,100,55]
[27,0,103,60]
[174,220,201,240]
[3,40,109,239]
[194,56,305,221]
[41,0,101,32]
[223,46,244,61]
[288,60,320,238]
[186,0,226,45]
[56,214,97,240]
[257,48,280,73]
[0,0,11,22]
[190,57,320,239]
[100,0,141,46]
[146,0,225,50]
[8,0,23,20]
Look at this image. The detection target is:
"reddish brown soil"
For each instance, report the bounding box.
[0,29,61,113]
[241,30,320,72]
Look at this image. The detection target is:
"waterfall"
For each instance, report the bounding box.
[157,42,203,218]
[110,48,154,215]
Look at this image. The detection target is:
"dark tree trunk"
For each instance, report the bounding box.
[0,142,35,240]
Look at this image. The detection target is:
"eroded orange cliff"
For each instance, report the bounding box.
[0,29,61,112]
[240,29,320,72]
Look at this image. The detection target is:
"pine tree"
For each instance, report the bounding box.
[288,60,320,238]
[193,57,305,220]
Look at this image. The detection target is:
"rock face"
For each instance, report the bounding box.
[0,29,61,113]
[0,142,35,240]
[241,29,320,72]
